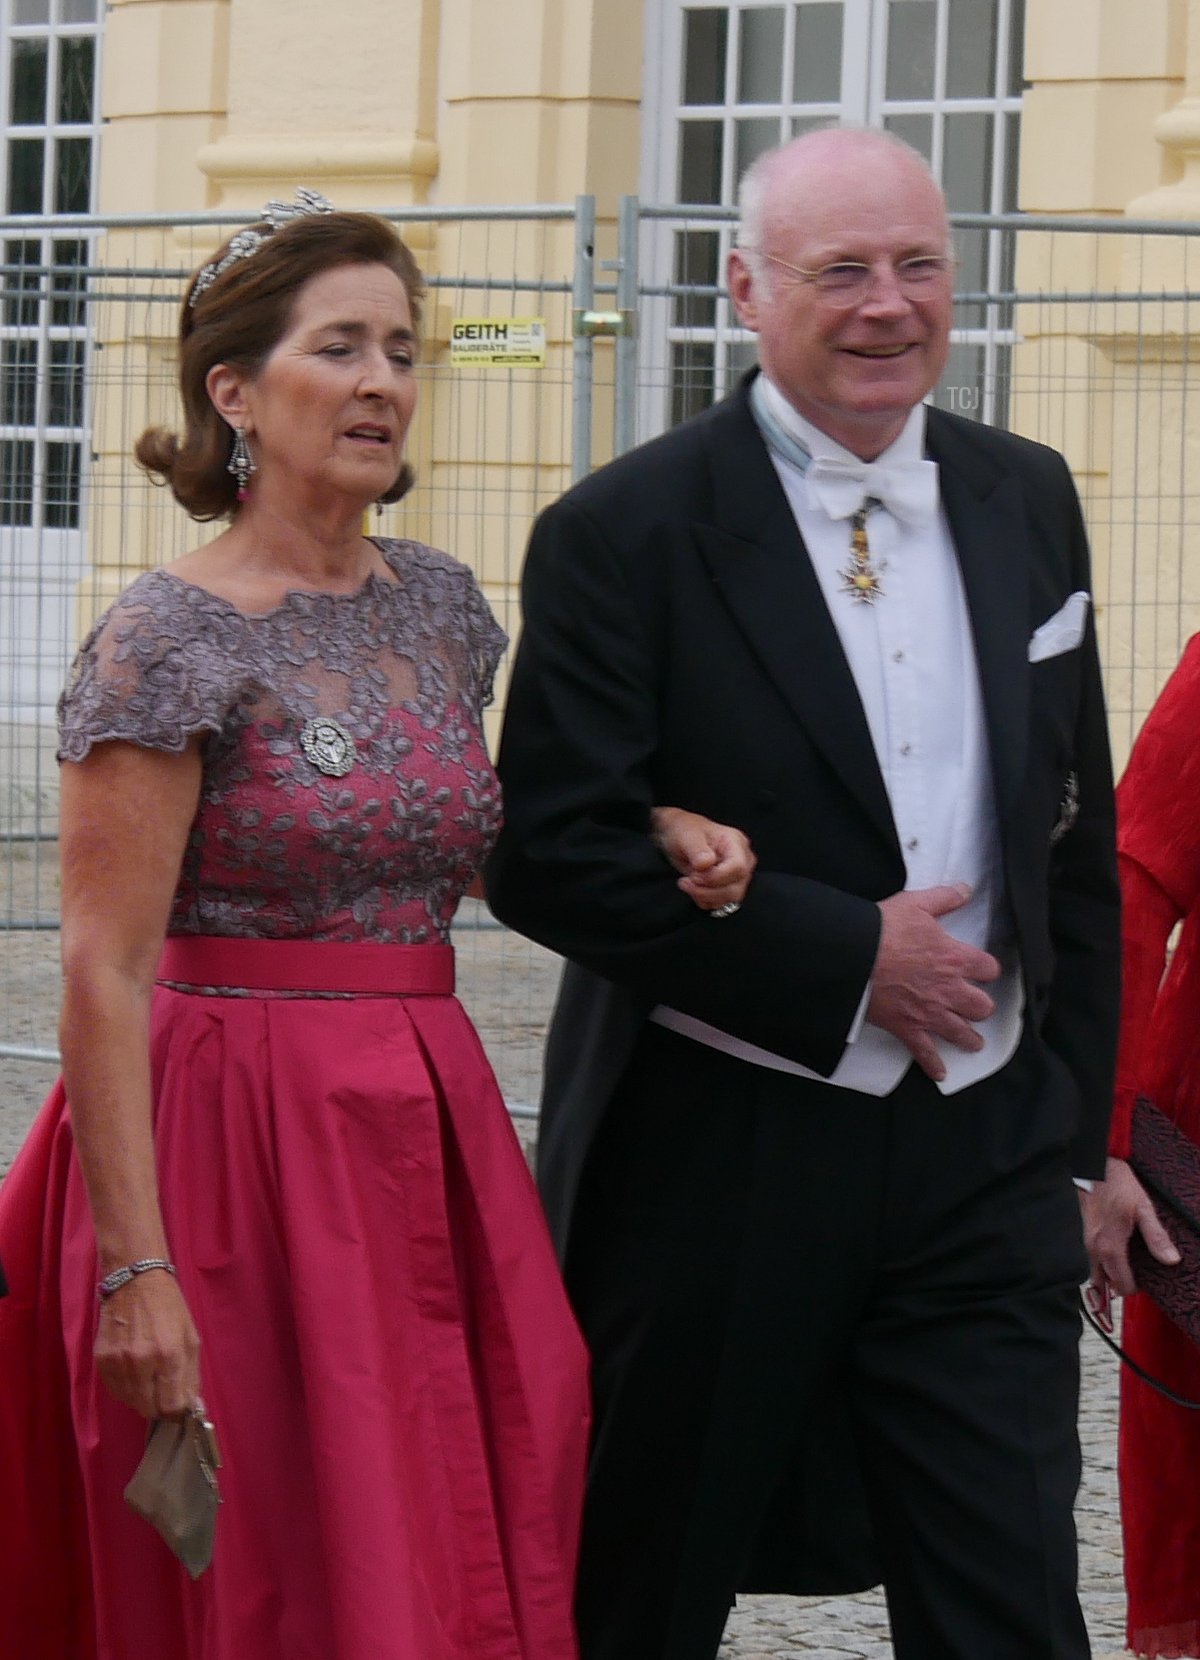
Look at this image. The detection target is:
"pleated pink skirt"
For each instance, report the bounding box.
[0,939,589,1660]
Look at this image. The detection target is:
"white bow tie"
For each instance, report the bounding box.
[805,455,940,526]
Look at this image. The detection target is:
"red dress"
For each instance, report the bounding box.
[1112,633,1200,1659]
[0,541,589,1660]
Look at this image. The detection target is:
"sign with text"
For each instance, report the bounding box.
[449,317,547,367]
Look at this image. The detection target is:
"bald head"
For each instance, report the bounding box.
[738,129,950,274]
[726,126,955,458]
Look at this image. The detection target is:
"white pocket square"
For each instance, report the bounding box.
[1028,591,1090,663]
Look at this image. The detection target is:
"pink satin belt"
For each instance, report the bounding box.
[156,935,455,996]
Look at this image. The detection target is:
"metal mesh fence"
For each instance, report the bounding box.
[0,204,591,1148]
[625,205,1200,771]
[6,200,1200,1152]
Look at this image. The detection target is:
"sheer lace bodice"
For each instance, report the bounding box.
[57,538,506,944]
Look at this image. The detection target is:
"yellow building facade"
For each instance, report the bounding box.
[87,0,647,674]
[1018,0,1200,757]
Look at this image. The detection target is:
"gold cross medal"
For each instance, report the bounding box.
[838,504,886,605]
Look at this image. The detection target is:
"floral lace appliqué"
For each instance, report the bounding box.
[58,539,506,946]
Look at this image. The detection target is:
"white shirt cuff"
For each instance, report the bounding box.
[845,980,872,1046]
[1072,1177,1095,1193]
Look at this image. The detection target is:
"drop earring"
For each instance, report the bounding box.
[227,426,256,501]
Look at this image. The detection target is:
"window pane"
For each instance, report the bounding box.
[791,111,831,138]
[997,114,1020,330]
[933,340,985,417]
[673,229,719,328]
[793,4,844,103]
[994,232,1016,331]
[57,35,95,124]
[679,119,723,203]
[49,339,85,426]
[951,225,986,326]
[1,341,38,426]
[44,441,81,529]
[735,116,779,183]
[671,342,715,427]
[943,109,994,210]
[12,0,51,21]
[883,111,933,165]
[886,0,936,100]
[946,0,998,98]
[51,237,87,325]
[7,139,45,214]
[683,8,727,104]
[60,0,99,19]
[54,135,91,212]
[10,38,49,125]
[1003,109,1020,211]
[724,336,759,387]
[952,225,987,288]
[738,7,784,104]
[1008,0,1026,92]
[4,239,42,326]
[0,440,36,528]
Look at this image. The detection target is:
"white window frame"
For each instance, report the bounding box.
[639,0,1024,438]
[0,0,102,718]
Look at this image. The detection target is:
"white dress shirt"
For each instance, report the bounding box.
[651,375,1024,1096]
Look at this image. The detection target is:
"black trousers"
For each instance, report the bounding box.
[564,1023,1090,1660]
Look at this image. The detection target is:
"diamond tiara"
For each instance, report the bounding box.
[189,187,335,308]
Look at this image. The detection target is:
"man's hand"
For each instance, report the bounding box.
[1080,1156,1180,1314]
[867,884,1001,1082]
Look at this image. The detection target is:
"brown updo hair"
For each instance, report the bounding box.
[136,211,426,520]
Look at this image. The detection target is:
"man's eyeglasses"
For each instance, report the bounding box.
[748,249,957,307]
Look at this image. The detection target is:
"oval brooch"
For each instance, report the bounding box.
[299,715,357,778]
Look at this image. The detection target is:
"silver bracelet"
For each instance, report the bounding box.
[97,1257,177,1301]
[710,901,741,919]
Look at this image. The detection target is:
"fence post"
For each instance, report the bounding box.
[613,194,640,458]
[572,195,596,483]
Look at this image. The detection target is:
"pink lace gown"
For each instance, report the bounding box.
[0,539,588,1660]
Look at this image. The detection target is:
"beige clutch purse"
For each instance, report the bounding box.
[124,1403,222,1578]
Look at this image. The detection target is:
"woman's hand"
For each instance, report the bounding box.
[57,741,204,1421]
[651,807,756,912]
[95,1269,201,1420]
[1080,1155,1181,1320]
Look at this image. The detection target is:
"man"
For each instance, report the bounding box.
[486,129,1119,1660]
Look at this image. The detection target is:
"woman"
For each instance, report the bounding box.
[0,199,753,1660]
[1083,633,1200,1659]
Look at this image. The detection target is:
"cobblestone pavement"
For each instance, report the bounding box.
[1,840,1131,1658]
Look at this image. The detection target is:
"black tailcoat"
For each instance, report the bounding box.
[485,378,1120,1611]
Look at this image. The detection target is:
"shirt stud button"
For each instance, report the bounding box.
[907,836,919,850]
[893,649,905,663]
[900,742,912,756]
